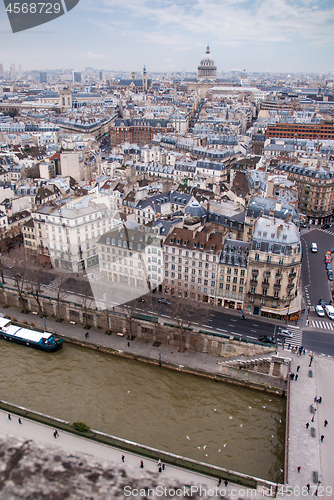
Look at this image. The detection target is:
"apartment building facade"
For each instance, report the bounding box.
[273,163,334,223]
[266,122,334,141]
[218,239,249,310]
[245,216,301,319]
[163,226,223,305]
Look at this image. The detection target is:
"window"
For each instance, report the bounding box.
[234,269,238,276]
[255,254,259,261]
[226,284,230,290]
[240,269,245,277]
[227,267,231,274]
[233,277,237,284]
[198,278,202,284]
[240,278,244,285]
[232,285,236,292]
[239,286,243,292]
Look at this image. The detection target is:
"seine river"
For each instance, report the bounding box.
[0,341,285,482]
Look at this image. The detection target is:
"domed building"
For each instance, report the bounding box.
[197,45,217,83]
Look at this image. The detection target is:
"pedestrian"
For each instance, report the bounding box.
[140,460,144,468]
[295,374,298,381]
[311,415,314,423]
[85,332,89,339]
[320,435,324,442]
[224,480,228,487]
[288,344,291,350]
[303,349,306,355]
[8,414,11,420]
[306,484,310,492]
[122,455,125,462]
[127,342,130,347]
[318,397,322,404]
[18,418,22,424]
[53,430,57,438]
[309,356,314,367]
[314,396,318,403]
[297,466,301,473]
[297,365,300,372]
[157,459,161,467]
[217,478,222,487]
[159,466,162,473]
[324,420,328,427]
[306,422,309,429]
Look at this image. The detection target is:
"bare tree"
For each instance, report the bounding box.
[55,274,68,322]
[76,279,94,327]
[167,297,210,352]
[8,261,28,313]
[27,267,44,316]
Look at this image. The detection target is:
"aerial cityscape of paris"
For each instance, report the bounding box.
[0,0,333,498]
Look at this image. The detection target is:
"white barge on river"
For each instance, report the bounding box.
[0,316,64,352]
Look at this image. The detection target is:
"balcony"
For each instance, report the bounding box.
[287,283,294,290]
[250,279,258,285]
[252,269,259,275]
[275,271,283,277]
[262,281,270,288]
[264,271,271,277]
[274,283,281,289]
[289,272,297,278]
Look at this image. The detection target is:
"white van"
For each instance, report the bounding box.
[311,243,317,253]
[325,304,334,320]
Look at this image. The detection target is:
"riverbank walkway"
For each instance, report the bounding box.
[0,302,333,498]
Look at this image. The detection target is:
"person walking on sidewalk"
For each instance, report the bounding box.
[306,422,309,429]
[8,414,11,420]
[324,420,328,427]
[306,484,310,492]
[295,374,299,381]
[297,365,300,372]
[297,466,301,473]
[320,435,324,443]
[122,455,125,462]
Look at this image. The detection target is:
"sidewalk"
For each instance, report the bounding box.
[286,349,334,494]
[1,302,333,497]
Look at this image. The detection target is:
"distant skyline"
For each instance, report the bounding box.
[1,0,334,75]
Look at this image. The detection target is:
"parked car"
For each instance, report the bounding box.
[328,273,333,282]
[326,263,332,270]
[323,224,332,229]
[278,329,293,338]
[258,335,276,344]
[158,298,171,305]
[319,299,326,307]
[315,305,325,317]
[325,255,331,263]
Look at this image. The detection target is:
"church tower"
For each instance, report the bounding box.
[142,66,147,92]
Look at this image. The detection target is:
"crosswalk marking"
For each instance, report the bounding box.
[320,229,334,235]
[311,320,334,330]
[281,329,303,348]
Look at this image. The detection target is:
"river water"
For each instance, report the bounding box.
[0,342,285,482]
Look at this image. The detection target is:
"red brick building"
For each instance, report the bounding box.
[266,122,334,140]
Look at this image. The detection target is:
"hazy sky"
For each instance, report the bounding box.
[1,0,333,74]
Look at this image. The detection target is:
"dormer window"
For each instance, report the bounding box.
[169,238,173,243]
[183,241,187,246]
[106,238,110,244]
[210,246,214,251]
[199,244,204,249]
[176,239,180,245]
[193,243,197,248]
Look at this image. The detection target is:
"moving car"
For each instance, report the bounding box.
[322,223,333,229]
[311,243,318,253]
[319,299,326,307]
[278,329,293,338]
[258,335,276,344]
[158,298,171,305]
[315,305,325,317]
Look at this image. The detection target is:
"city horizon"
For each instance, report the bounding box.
[1,0,333,74]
